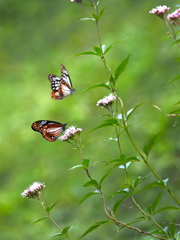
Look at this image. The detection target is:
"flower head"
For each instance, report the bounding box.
[70,0,82,3]
[96,94,116,108]
[59,126,82,141]
[167,8,180,25]
[21,182,45,199]
[149,5,170,18]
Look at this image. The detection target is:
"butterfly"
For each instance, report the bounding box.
[48,64,75,100]
[31,120,67,142]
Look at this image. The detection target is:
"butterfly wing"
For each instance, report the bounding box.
[48,74,61,92]
[42,123,67,142]
[48,65,75,100]
[31,120,49,133]
[31,120,67,142]
[60,64,73,87]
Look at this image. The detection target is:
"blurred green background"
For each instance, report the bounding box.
[0,0,179,239]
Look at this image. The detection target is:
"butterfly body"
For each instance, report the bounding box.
[48,65,75,100]
[31,120,67,142]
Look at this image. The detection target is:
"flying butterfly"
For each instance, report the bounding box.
[31,120,67,142]
[48,64,75,100]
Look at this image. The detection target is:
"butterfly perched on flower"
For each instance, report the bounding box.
[31,120,67,142]
[48,64,75,100]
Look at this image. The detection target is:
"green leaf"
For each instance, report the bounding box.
[78,221,109,239]
[137,180,167,193]
[51,226,73,238]
[153,206,180,215]
[46,200,61,213]
[98,7,106,20]
[114,54,130,81]
[91,13,98,20]
[74,51,98,57]
[69,165,84,170]
[147,192,162,214]
[87,119,122,133]
[109,154,126,163]
[104,40,123,55]
[83,179,99,188]
[33,216,48,224]
[103,118,121,126]
[94,46,102,56]
[80,18,95,22]
[126,156,141,162]
[79,191,99,205]
[83,3,94,7]
[143,131,165,156]
[113,195,129,213]
[151,192,162,212]
[109,155,140,166]
[133,175,149,189]
[82,83,110,94]
[82,158,90,168]
[51,233,63,237]
[99,172,111,185]
[126,102,145,120]
[167,73,180,85]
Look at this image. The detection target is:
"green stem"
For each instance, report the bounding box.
[99,188,169,240]
[163,15,180,48]
[117,96,180,205]
[37,194,72,240]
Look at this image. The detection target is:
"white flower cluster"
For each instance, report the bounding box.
[149,5,170,17]
[167,8,180,24]
[21,182,45,199]
[59,126,82,141]
[96,94,116,108]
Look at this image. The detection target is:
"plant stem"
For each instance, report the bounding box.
[117,96,180,205]
[98,188,169,240]
[163,15,180,48]
[37,194,72,240]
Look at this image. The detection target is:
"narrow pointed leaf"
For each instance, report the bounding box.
[98,7,106,20]
[82,158,90,168]
[107,188,130,200]
[114,55,130,81]
[47,200,61,213]
[94,46,102,56]
[78,221,109,239]
[69,165,84,170]
[87,123,117,133]
[103,118,121,126]
[79,192,99,205]
[99,172,111,185]
[167,73,180,85]
[83,179,99,188]
[33,216,48,224]
[113,195,129,213]
[80,18,95,22]
[74,51,98,57]
[137,180,167,193]
[109,154,126,163]
[51,233,63,237]
[51,226,73,238]
[126,102,145,120]
[143,131,165,156]
[82,83,110,94]
[91,13,98,20]
[104,40,123,55]
[153,206,180,215]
